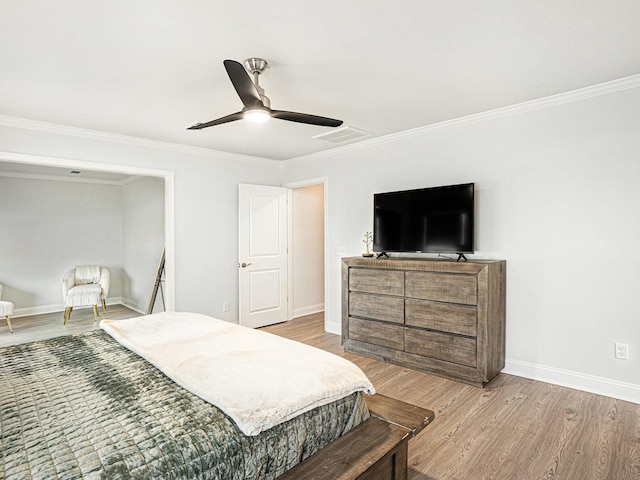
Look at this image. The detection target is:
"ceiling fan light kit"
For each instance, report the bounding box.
[243,108,271,123]
[187,57,343,131]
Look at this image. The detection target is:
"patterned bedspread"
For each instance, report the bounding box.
[0,330,369,479]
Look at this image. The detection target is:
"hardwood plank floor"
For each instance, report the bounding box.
[0,304,140,348]
[3,308,638,479]
[264,313,640,480]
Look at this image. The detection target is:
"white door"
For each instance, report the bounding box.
[238,183,289,328]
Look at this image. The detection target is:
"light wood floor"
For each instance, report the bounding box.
[0,304,140,348]
[263,313,640,480]
[3,309,639,479]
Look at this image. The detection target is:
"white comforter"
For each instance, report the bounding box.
[101,312,375,436]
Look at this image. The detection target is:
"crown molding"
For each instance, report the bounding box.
[2,74,639,167]
[0,150,177,186]
[283,73,640,166]
[0,115,279,166]
[0,169,132,186]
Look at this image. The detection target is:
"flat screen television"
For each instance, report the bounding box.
[373,183,474,255]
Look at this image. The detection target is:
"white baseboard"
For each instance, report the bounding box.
[504,358,640,404]
[13,303,61,318]
[293,303,325,319]
[12,297,125,318]
[120,298,146,314]
[325,320,340,335]
[323,321,640,404]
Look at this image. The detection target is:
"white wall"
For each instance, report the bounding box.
[0,124,282,323]
[291,183,324,317]
[0,175,123,310]
[121,176,165,312]
[282,85,640,402]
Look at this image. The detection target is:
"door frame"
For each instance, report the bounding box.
[283,177,328,326]
[0,151,176,312]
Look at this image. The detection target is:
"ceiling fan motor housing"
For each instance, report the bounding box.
[244,58,270,107]
[244,57,269,75]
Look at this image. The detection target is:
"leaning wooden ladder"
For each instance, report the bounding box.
[147,247,165,314]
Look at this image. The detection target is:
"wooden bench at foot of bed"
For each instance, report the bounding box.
[278,394,435,480]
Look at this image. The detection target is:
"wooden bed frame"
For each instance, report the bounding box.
[279,394,435,480]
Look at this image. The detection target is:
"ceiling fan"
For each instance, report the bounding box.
[187,58,343,130]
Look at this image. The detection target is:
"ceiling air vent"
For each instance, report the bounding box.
[312,126,372,144]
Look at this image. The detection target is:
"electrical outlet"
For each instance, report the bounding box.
[615,343,629,360]
[223,302,230,312]
[336,246,346,257]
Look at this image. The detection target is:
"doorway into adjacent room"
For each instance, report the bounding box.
[237,179,326,328]
[288,179,326,321]
[0,154,175,318]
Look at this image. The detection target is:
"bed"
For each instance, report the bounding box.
[0,312,434,479]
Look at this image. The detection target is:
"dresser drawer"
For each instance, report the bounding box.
[349,292,405,324]
[349,268,404,296]
[405,271,477,305]
[405,328,477,367]
[405,299,477,336]
[349,318,404,350]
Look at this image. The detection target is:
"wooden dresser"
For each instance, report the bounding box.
[341,257,506,387]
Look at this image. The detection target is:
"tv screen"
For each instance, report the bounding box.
[373,183,474,254]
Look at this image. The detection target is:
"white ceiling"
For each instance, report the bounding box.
[1,1,639,163]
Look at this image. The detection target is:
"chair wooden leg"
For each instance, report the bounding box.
[63,307,72,325]
[5,315,12,333]
[101,299,107,314]
[93,305,99,321]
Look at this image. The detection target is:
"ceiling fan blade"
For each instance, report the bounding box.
[270,110,343,127]
[224,59,263,109]
[186,111,244,130]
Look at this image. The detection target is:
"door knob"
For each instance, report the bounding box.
[240,262,252,268]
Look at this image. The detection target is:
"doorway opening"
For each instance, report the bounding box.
[286,178,327,325]
[0,152,175,313]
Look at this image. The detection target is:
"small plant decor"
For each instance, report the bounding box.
[362,231,374,257]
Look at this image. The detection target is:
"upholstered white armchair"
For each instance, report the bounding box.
[0,284,14,333]
[62,265,110,324]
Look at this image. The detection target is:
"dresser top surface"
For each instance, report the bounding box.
[342,256,505,274]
